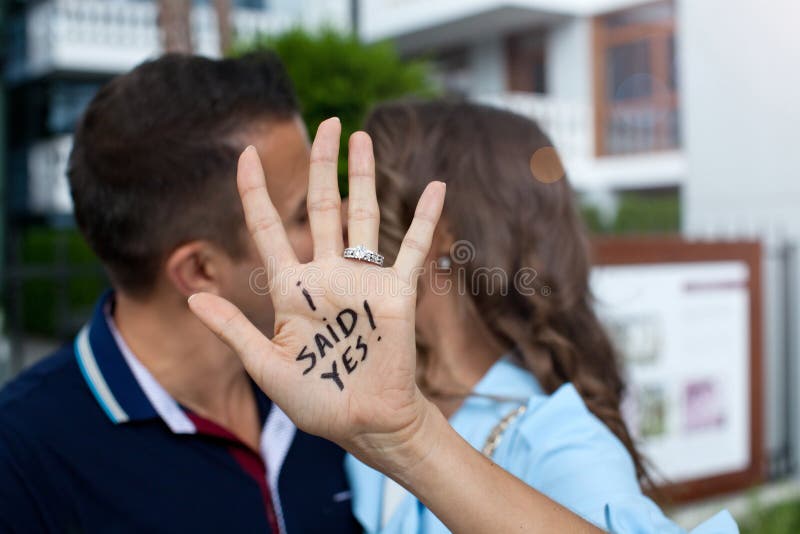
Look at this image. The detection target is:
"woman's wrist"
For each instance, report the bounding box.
[384,396,449,485]
[346,393,449,483]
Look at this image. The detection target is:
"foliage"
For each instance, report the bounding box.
[18,226,106,337]
[579,203,607,234]
[580,192,681,235]
[739,496,800,534]
[234,27,437,192]
[612,192,681,234]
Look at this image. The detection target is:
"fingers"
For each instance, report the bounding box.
[188,292,285,395]
[393,181,446,282]
[347,132,379,252]
[308,118,344,258]
[237,146,298,275]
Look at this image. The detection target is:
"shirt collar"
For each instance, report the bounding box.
[75,291,160,425]
[472,353,543,401]
[76,291,275,435]
[104,301,196,433]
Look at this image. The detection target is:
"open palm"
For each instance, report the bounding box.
[189,118,445,468]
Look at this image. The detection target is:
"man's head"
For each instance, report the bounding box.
[69,53,312,332]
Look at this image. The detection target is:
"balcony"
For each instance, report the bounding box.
[28,135,74,215]
[5,0,313,81]
[476,92,686,191]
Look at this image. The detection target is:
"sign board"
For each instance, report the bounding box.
[591,239,763,502]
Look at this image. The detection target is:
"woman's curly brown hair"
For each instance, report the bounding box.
[365,99,649,485]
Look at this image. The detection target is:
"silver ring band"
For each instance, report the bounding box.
[343,245,384,267]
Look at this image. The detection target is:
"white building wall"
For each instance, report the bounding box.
[679,0,800,473]
[297,0,351,32]
[545,18,591,104]
[468,35,507,96]
[543,17,598,191]
[680,0,800,235]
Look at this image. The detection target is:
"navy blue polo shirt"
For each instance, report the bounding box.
[0,292,361,533]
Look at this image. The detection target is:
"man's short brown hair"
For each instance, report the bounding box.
[68,52,298,295]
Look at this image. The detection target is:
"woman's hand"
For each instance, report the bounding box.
[188,118,445,475]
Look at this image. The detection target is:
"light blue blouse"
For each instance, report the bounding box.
[345,357,738,533]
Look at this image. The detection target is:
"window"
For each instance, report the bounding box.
[48,81,104,135]
[594,1,678,156]
[432,48,472,96]
[506,32,547,94]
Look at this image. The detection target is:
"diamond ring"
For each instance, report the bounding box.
[343,245,384,267]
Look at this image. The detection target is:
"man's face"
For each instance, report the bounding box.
[223,116,312,335]
[252,116,313,264]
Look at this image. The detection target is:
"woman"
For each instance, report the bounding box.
[189,114,736,533]
[343,100,735,533]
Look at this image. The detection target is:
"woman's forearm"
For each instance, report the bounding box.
[378,401,603,534]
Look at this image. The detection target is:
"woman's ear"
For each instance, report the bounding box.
[430,219,455,264]
[164,241,225,298]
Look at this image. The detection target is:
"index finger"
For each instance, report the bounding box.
[237,146,298,276]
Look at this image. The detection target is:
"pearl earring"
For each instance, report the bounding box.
[437,256,452,269]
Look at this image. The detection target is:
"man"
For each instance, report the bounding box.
[0,53,359,533]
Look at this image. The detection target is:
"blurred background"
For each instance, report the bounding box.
[0,0,798,531]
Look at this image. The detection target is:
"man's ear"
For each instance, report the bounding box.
[164,241,226,298]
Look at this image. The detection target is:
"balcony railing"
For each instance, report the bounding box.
[602,102,680,156]
[476,92,686,190]
[6,0,297,81]
[476,92,593,168]
[28,135,74,215]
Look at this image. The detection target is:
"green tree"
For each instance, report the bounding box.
[234,28,437,191]
[612,192,680,235]
[579,191,681,236]
[20,227,106,337]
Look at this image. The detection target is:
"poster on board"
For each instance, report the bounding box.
[590,240,763,502]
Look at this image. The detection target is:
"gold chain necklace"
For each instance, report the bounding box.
[481,404,528,458]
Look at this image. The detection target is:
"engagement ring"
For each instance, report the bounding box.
[343,245,384,267]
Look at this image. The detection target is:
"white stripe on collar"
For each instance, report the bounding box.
[76,325,130,424]
[105,309,196,434]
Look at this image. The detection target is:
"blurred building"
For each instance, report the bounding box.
[0,0,351,380]
[4,0,350,216]
[360,0,683,206]
[359,0,800,487]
